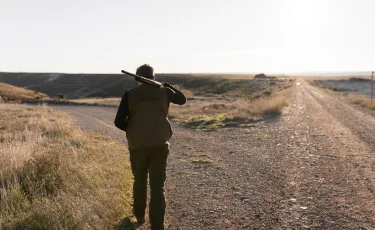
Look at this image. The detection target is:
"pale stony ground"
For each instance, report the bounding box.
[52,80,375,229]
[317,79,373,97]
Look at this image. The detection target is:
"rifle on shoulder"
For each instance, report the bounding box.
[121,70,163,87]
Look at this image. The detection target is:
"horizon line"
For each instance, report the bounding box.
[0,70,373,76]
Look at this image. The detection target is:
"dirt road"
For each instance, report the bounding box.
[52,80,375,229]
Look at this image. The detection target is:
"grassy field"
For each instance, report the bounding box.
[0,104,133,229]
[69,77,295,131]
[0,82,50,102]
[170,78,294,130]
[312,78,375,110]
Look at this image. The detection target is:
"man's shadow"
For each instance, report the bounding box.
[115,216,143,230]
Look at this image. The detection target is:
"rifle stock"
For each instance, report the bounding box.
[121,70,163,87]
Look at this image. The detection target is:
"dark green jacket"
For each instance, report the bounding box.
[115,84,186,149]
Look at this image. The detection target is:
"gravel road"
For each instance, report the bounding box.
[51,80,375,229]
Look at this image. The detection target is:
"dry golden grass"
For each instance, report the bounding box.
[0,104,133,229]
[311,79,375,111]
[63,78,295,131]
[69,97,122,107]
[345,94,375,110]
[169,83,294,130]
[307,75,372,81]
[68,89,194,107]
[0,82,50,101]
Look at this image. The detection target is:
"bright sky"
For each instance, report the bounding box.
[1,0,374,73]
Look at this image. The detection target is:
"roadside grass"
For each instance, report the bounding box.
[66,77,295,131]
[312,79,375,111]
[0,104,133,229]
[169,82,294,131]
[345,94,375,110]
[0,82,50,102]
[67,91,195,107]
[69,97,122,107]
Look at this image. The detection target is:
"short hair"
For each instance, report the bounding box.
[136,64,154,80]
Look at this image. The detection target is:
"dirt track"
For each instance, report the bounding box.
[52,80,375,229]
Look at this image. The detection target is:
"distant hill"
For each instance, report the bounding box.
[0,72,194,99]
[0,82,50,102]
[254,73,276,79]
[0,72,135,99]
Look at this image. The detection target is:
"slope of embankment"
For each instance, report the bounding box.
[0,82,50,101]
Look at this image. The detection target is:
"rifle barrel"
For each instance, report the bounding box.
[121,70,162,87]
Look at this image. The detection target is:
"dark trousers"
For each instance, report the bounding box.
[129,146,169,230]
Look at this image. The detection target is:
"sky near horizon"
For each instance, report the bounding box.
[1,0,374,74]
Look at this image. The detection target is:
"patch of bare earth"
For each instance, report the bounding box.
[54,80,375,229]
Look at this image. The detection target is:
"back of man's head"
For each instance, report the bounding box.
[136,64,155,80]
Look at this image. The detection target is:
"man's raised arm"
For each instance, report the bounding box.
[164,83,187,105]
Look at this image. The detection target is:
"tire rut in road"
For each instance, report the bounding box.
[269,82,375,229]
[304,83,375,151]
[288,82,375,228]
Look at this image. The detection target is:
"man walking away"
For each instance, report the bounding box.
[114,64,186,230]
